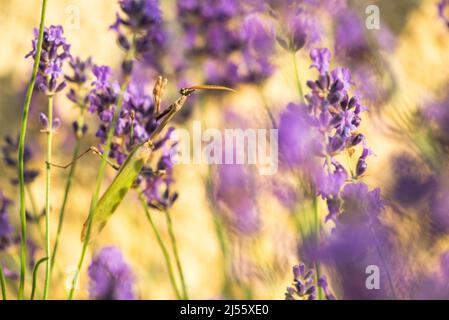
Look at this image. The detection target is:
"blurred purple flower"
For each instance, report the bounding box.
[26,25,71,94]
[214,164,260,235]
[274,3,322,52]
[391,155,436,207]
[111,0,166,73]
[319,183,395,299]
[2,135,40,185]
[88,246,135,300]
[240,15,276,82]
[177,0,275,85]
[278,103,320,169]
[334,9,369,61]
[439,0,449,27]
[0,192,13,251]
[429,181,449,234]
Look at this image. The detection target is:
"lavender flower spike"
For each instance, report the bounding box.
[285,262,336,300]
[88,246,135,300]
[310,48,331,75]
[26,25,71,95]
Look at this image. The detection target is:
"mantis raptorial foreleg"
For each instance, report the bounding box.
[47,146,120,171]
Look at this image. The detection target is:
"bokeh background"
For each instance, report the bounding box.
[0,0,449,300]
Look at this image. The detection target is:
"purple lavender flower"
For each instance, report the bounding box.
[391,154,436,207]
[2,135,40,185]
[88,246,135,300]
[65,56,93,107]
[310,48,331,75]
[285,262,335,300]
[214,164,260,235]
[439,0,449,27]
[285,263,316,300]
[26,25,71,94]
[318,183,396,299]
[278,103,321,170]
[272,2,322,52]
[177,0,275,85]
[317,275,336,300]
[111,0,166,73]
[0,192,13,251]
[240,15,276,83]
[278,48,372,221]
[334,9,369,61]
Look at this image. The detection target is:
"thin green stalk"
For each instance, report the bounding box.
[312,195,323,300]
[51,111,85,272]
[257,88,277,129]
[30,257,48,300]
[206,173,233,298]
[26,184,45,243]
[164,209,188,300]
[139,194,182,299]
[17,0,48,299]
[292,52,305,104]
[43,95,54,299]
[0,263,7,300]
[68,77,130,300]
[212,211,232,298]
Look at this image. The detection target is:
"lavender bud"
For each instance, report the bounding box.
[118,33,131,51]
[52,118,61,131]
[55,81,67,93]
[351,133,364,146]
[39,113,49,129]
[340,94,349,110]
[328,136,345,154]
[348,96,357,109]
[307,80,318,90]
[351,116,361,127]
[122,60,134,76]
[317,74,330,91]
[328,91,343,105]
[356,158,367,176]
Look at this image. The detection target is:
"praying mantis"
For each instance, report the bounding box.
[51,77,235,242]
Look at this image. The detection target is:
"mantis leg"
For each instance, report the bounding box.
[47,146,120,171]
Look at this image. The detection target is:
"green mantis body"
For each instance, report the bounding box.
[80,84,235,241]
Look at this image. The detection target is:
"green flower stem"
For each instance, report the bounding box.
[68,77,130,300]
[164,209,188,300]
[26,184,45,243]
[0,263,7,300]
[257,87,277,129]
[139,194,182,300]
[292,52,305,104]
[43,94,54,300]
[51,109,85,272]
[30,257,48,300]
[312,194,323,300]
[205,171,233,298]
[17,0,48,300]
